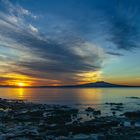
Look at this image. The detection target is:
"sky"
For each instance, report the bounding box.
[0,0,140,86]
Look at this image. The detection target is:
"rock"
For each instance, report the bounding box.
[0,134,7,140]
[0,98,140,139]
[93,110,101,115]
[112,111,116,116]
[85,107,95,112]
[57,136,69,140]
[73,134,90,140]
[111,106,123,111]
[119,122,124,127]
[105,103,123,106]
[130,121,135,126]
[124,111,140,119]
[46,129,69,136]
[0,110,7,118]
[106,135,129,140]
[98,134,106,140]
[46,135,55,140]
[127,97,140,99]
[85,107,101,116]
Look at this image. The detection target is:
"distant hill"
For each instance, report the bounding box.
[0,81,139,88]
[73,81,130,87]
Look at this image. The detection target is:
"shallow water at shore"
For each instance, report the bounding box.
[0,97,140,140]
[0,88,140,139]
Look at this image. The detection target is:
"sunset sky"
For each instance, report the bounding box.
[0,0,140,86]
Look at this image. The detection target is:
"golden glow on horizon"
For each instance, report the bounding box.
[0,73,34,86]
[18,82,25,87]
[0,71,140,86]
[104,77,140,86]
[77,71,102,84]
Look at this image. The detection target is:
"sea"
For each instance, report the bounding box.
[0,87,140,116]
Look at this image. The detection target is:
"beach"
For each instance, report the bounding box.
[0,97,140,140]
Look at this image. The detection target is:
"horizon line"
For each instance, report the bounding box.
[0,81,140,88]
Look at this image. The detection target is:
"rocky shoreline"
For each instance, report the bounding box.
[0,98,140,140]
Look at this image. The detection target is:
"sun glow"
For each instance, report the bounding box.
[77,71,102,84]
[18,82,25,87]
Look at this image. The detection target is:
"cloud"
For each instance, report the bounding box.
[1,0,139,85]
[109,15,139,50]
[29,24,38,33]
[108,1,140,50]
[0,0,37,19]
[0,0,107,85]
[18,6,37,19]
[107,52,123,56]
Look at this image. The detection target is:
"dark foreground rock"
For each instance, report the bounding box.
[123,111,140,119]
[0,98,139,140]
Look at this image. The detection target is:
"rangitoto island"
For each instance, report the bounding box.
[0,81,139,88]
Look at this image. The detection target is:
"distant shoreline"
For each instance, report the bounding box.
[0,86,140,88]
[0,81,140,88]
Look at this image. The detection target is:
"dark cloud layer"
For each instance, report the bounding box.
[109,2,140,50]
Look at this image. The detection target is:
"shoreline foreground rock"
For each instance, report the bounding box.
[0,98,139,140]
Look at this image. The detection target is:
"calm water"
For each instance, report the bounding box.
[0,88,140,115]
[0,88,139,104]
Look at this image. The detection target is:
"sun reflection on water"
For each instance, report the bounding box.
[18,88,24,100]
[0,88,139,106]
[74,88,102,106]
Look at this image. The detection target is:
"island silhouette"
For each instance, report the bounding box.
[0,81,139,88]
